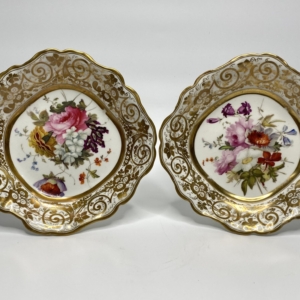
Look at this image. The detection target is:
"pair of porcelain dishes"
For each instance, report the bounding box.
[0,49,300,235]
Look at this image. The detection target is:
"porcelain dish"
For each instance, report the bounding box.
[0,49,156,234]
[160,53,300,234]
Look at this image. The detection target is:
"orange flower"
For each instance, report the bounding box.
[105,158,109,162]
[94,157,102,166]
[79,172,86,184]
[247,130,270,147]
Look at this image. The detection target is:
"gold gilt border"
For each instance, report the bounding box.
[160,53,300,234]
[0,49,157,235]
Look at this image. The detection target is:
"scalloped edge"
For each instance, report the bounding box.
[0,48,157,235]
[159,52,300,235]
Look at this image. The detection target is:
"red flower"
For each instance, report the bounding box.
[94,157,102,166]
[79,172,86,184]
[247,130,270,147]
[40,182,61,195]
[257,151,282,167]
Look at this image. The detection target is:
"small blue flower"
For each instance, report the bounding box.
[17,158,22,162]
[282,125,297,146]
[31,166,35,170]
[33,161,38,165]
[282,125,297,135]
[26,154,30,158]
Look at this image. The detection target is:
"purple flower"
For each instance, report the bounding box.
[237,101,252,116]
[221,103,235,117]
[207,118,221,124]
[34,177,67,197]
[225,118,254,148]
[84,120,109,153]
[214,146,244,175]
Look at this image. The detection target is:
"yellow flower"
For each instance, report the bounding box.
[28,126,56,157]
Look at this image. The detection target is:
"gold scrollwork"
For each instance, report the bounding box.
[24,62,53,84]
[160,53,300,234]
[0,49,156,234]
[211,201,240,222]
[87,195,108,216]
[170,115,188,140]
[251,60,279,82]
[64,58,91,80]
[214,68,240,89]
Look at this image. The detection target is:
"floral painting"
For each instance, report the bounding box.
[197,94,300,197]
[12,89,121,198]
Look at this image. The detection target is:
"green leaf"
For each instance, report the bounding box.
[88,113,98,121]
[50,101,76,114]
[42,132,53,143]
[39,110,49,122]
[262,114,285,127]
[273,142,282,152]
[77,99,87,110]
[28,111,39,121]
[50,157,64,166]
[241,180,248,196]
[226,171,239,183]
[87,169,100,178]
[252,169,263,177]
[42,171,55,179]
[81,150,93,158]
[33,121,46,126]
[72,157,85,168]
[240,172,249,179]
[219,145,235,151]
[248,176,256,189]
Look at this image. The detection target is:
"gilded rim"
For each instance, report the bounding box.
[0,48,157,235]
[160,52,300,234]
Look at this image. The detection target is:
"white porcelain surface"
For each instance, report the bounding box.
[10,89,121,198]
[194,94,300,199]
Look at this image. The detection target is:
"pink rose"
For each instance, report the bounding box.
[214,146,244,175]
[225,118,253,148]
[44,106,88,144]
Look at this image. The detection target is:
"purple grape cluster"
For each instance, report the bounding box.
[84,120,109,153]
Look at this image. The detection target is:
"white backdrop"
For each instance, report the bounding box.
[0,1,300,299]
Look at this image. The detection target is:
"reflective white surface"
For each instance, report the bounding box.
[1,0,300,299]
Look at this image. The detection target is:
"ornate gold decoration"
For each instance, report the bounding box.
[0,49,156,234]
[160,53,300,234]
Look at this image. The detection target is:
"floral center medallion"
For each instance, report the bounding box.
[9,89,122,199]
[193,93,300,201]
